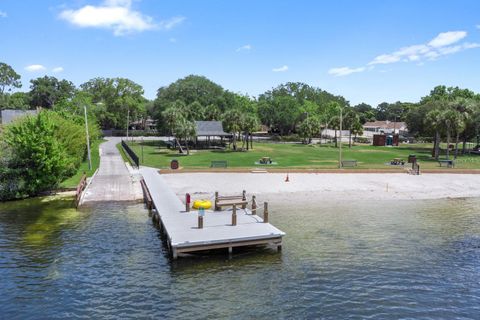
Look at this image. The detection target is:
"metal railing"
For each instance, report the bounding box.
[121,140,139,168]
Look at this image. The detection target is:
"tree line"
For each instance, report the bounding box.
[1,60,480,159]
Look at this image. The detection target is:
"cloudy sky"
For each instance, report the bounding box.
[1,0,479,106]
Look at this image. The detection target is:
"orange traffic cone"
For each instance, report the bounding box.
[285,173,289,182]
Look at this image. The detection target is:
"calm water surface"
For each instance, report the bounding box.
[0,195,479,319]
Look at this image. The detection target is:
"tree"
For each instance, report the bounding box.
[0,62,22,95]
[162,101,187,137]
[425,108,444,160]
[352,103,376,124]
[375,101,411,121]
[298,116,320,144]
[29,76,76,108]
[173,117,196,155]
[222,109,243,150]
[240,113,260,150]
[80,77,146,129]
[0,111,85,199]
[350,119,364,146]
[0,92,30,110]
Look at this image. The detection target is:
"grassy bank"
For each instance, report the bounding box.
[123,140,480,170]
[60,139,103,188]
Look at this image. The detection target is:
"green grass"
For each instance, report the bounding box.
[60,139,103,188]
[123,140,480,170]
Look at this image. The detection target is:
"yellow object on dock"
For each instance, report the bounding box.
[192,199,212,210]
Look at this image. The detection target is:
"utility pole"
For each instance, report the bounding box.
[126,108,130,141]
[339,107,343,168]
[84,105,92,170]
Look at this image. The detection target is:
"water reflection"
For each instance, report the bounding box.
[0,196,479,319]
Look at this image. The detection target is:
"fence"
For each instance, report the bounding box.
[121,140,140,168]
[75,173,87,208]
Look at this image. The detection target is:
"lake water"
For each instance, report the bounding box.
[1,195,479,319]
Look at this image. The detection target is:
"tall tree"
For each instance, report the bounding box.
[0,62,22,95]
[80,77,146,129]
[29,76,76,109]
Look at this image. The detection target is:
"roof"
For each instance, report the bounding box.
[1,109,38,124]
[363,120,407,130]
[195,121,230,136]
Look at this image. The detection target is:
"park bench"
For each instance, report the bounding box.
[211,160,228,168]
[214,190,247,210]
[438,159,455,168]
[341,160,357,167]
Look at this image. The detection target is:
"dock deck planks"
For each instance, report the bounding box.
[140,167,285,258]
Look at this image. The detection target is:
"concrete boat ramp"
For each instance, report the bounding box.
[141,167,285,259]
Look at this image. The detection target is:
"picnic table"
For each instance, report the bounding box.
[390,158,405,165]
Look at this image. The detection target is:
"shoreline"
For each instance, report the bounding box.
[162,172,480,202]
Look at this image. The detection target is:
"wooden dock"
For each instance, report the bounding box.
[140,167,285,259]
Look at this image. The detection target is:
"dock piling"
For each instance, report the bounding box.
[252,195,257,215]
[242,190,247,209]
[214,191,219,211]
[264,202,269,223]
[232,204,237,226]
[198,215,203,229]
[186,193,191,212]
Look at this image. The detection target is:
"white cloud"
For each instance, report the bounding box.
[236,44,252,52]
[368,30,477,66]
[52,67,64,73]
[0,11,7,18]
[272,65,288,72]
[25,64,47,72]
[328,66,366,77]
[59,0,184,36]
[159,16,185,30]
[330,29,480,77]
[428,31,466,47]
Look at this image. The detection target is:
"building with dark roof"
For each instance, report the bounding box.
[1,109,38,125]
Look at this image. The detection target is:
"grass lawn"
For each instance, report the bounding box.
[60,139,103,188]
[123,140,480,170]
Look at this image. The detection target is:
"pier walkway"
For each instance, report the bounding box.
[140,167,285,259]
[82,137,143,203]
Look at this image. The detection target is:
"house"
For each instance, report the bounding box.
[363,120,408,135]
[0,109,38,125]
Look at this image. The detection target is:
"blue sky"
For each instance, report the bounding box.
[1,0,479,106]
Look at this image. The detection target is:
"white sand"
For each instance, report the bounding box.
[163,173,480,202]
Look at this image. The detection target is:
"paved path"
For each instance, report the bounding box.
[82,137,143,203]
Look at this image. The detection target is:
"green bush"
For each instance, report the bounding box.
[0,110,96,200]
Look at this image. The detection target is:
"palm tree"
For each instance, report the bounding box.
[425,108,443,160]
[222,109,242,151]
[174,117,196,155]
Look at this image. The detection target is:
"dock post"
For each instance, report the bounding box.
[198,215,203,229]
[263,202,269,223]
[232,204,237,226]
[214,191,219,211]
[186,193,191,212]
[242,190,247,209]
[252,195,257,215]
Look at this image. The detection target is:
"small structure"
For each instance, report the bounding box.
[194,121,231,148]
[0,109,38,125]
[373,134,399,146]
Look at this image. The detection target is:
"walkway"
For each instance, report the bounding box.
[82,137,143,203]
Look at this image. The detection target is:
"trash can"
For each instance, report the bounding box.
[408,154,416,164]
[170,159,179,170]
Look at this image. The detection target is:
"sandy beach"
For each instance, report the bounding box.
[162,172,480,202]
